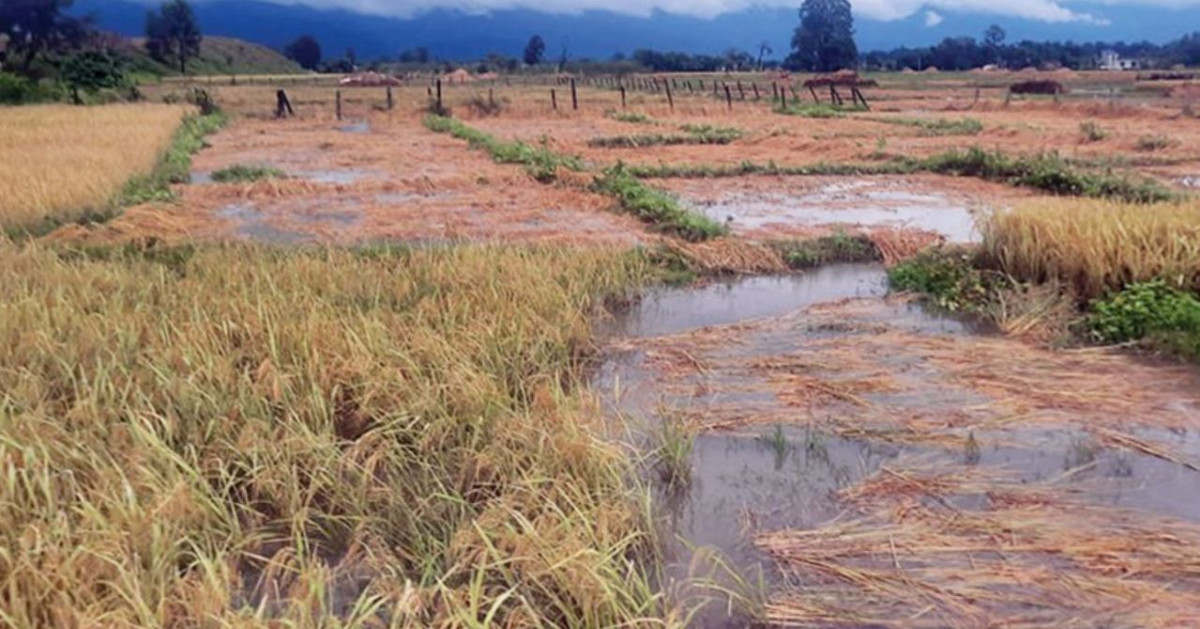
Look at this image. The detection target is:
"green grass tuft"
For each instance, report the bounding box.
[592,164,727,242]
[211,164,285,183]
[870,116,984,136]
[772,233,881,269]
[423,114,582,183]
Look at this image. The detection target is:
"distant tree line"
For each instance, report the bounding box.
[863,28,1200,71]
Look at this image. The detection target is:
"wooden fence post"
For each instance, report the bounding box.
[489,88,495,109]
[275,89,294,118]
[737,81,745,100]
[620,86,627,109]
[752,83,760,101]
[386,86,394,110]
[571,78,578,110]
[336,90,342,120]
[780,88,787,110]
[665,80,674,110]
[436,79,443,112]
[551,89,558,110]
[724,84,733,111]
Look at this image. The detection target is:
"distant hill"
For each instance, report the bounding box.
[118,35,303,76]
[78,0,1200,64]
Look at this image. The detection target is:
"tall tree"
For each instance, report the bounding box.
[785,0,857,72]
[145,0,202,74]
[984,24,1007,48]
[984,24,1007,66]
[284,35,321,70]
[757,40,774,70]
[523,35,546,66]
[0,0,91,75]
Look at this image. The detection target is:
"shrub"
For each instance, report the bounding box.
[465,92,506,117]
[1088,281,1200,344]
[888,249,994,312]
[0,72,61,104]
[1135,134,1178,151]
[1079,121,1108,142]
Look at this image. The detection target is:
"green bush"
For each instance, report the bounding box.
[0,72,62,104]
[1087,281,1200,343]
[888,249,994,312]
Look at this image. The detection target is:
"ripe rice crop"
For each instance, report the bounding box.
[0,241,670,627]
[0,103,189,234]
[983,199,1200,299]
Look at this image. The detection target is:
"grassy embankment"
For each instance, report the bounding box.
[0,242,684,627]
[625,147,1177,204]
[423,115,727,242]
[0,104,223,237]
[891,199,1200,360]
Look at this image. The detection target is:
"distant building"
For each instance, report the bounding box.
[1099,50,1140,71]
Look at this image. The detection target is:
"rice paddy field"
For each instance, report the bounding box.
[0,104,190,234]
[4,69,1200,627]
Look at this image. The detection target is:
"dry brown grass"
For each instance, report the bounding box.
[983,199,1200,300]
[0,103,189,232]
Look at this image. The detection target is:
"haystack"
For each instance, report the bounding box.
[444,68,474,84]
[338,72,399,87]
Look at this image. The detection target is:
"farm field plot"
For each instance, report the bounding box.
[9,69,1200,627]
[0,103,189,234]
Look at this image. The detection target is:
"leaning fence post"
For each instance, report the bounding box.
[724,84,733,111]
[551,89,558,110]
[336,89,342,120]
[665,80,674,110]
[275,89,294,118]
[780,88,787,110]
[620,86,627,109]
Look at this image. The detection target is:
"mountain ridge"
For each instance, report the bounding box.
[77,0,1200,63]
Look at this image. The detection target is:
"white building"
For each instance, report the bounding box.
[1099,50,1140,71]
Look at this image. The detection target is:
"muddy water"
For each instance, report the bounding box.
[594,264,1200,625]
[682,181,982,242]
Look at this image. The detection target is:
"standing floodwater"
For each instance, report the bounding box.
[595,264,1200,627]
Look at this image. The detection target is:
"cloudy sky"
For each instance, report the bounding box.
[238,0,1194,23]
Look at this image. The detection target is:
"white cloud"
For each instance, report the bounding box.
[221,0,1180,24]
[924,10,944,26]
